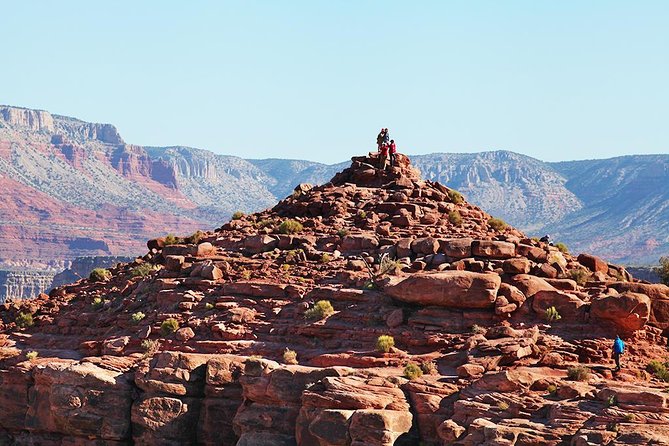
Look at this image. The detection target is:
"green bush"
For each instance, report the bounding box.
[337,228,349,238]
[545,306,562,322]
[305,300,335,320]
[131,312,146,323]
[141,339,159,357]
[420,360,438,375]
[403,362,423,380]
[569,268,591,286]
[448,210,463,226]
[91,297,104,310]
[470,324,487,335]
[15,312,33,329]
[376,335,395,353]
[89,268,111,282]
[278,219,303,234]
[185,230,206,244]
[164,234,179,246]
[497,401,510,411]
[321,253,332,263]
[567,365,591,381]
[205,302,214,310]
[232,211,244,220]
[131,263,156,278]
[647,360,669,382]
[448,189,464,204]
[283,348,298,365]
[26,351,38,361]
[488,217,507,231]
[555,242,569,254]
[160,318,179,335]
[357,210,367,219]
[546,384,557,395]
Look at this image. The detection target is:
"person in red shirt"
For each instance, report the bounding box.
[379,142,389,170]
[389,139,397,167]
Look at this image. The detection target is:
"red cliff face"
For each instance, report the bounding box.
[1,154,668,445]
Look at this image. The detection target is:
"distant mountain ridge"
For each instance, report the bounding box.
[0,105,667,265]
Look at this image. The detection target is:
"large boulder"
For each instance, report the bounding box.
[590,292,651,333]
[385,271,501,309]
[577,253,608,273]
[505,274,556,298]
[531,290,587,319]
[610,282,669,330]
[471,240,516,259]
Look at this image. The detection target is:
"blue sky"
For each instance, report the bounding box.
[2,1,668,164]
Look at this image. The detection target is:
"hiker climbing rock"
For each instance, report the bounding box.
[389,139,397,167]
[613,335,625,371]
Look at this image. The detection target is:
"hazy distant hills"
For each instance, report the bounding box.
[0,105,667,266]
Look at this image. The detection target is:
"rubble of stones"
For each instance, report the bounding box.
[1,153,669,445]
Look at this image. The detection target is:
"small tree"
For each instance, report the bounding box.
[278,219,303,234]
[15,312,34,329]
[488,218,507,231]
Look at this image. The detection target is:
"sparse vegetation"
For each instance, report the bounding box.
[420,360,438,375]
[131,312,146,323]
[205,302,214,310]
[497,401,510,411]
[283,348,298,365]
[624,413,636,422]
[141,339,159,357]
[256,219,274,229]
[647,359,669,382]
[658,257,669,286]
[607,394,617,407]
[555,242,569,254]
[160,318,179,335]
[567,365,591,381]
[89,268,111,282]
[163,234,179,246]
[545,306,562,322]
[304,300,335,320]
[357,210,367,219]
[448,189,464,204]
[131,263,156,278]
[403,362,423,380]
[232,211,244,220]
[337,228,349,238]
[240,268,252,280]
[185,230,206,244]
[278,219,303,234]
[378,255,403,276]
[470,324,487,335]
[320,253,332,263]
[26,351,38,361]
[487,217,507,231]
[15,312,34,329]
[448,210,463,226]
[91,297,104,310]
[376,335,395,353]
[280,263,292,272]
[569,268,591,286]
[546,384,557,395]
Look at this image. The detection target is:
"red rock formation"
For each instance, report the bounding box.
[1,154,669,445]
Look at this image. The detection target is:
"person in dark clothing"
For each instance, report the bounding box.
[389,139,397,167]
[382,128,390,145]
[612,335,625,371]
[376,128,385,150]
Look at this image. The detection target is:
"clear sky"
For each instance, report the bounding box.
[2,1,668,164]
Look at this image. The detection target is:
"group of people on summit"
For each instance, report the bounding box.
[376,128,397,170]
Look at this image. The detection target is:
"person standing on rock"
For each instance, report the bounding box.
[389,139,397,167]
[379,141,389,170]
[382,128,390,145]
[612,335,625,371]
[376,128,386,150]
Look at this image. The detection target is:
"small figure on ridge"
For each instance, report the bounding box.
[612,335,625,371]
[389,139,397,167]
[379,141,389,170]
[376,128,386,151]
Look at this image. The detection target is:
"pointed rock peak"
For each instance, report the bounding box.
[330,152,421,188]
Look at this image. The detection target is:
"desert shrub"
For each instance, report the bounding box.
[404,362,423,380]
[569,268,591,286]
[278,219,303,234]
[160,318,179,335]
[357,210,367,219]
[280,263,292,272]
[185,230,206,244]
[131,263,156,278]
[497,401,510,411]
[91,297,104,309]
[488,217,507,231]
[337,228,349,238]
[131,312,146,323]
[378,255,402,276]
[647,360,669,382]
[376,335,395,353]
[448,210,463,226]
[232,211,244,220]
[305,300,335,320]
[420,360,438,375]
[163,234,179,246]
[256,219,274,229]
[283,348,298,365]
[470,324,487,335]
[546,384,557,395]
[555,242,569,254]
[26,351,38,361]
[89,268,111,282]
[141,339,159,357]
[205,302,214,310]
[607,394,617,407]
[240,268,252,280]
[658,257,669,286]
[545,306,562,322]
[15,312,34,329]
[448,189,464,204]
[624,413,635,422]
[321,253,332,263]
[567,365,591,381]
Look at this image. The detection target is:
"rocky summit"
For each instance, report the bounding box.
[1,153,669,445]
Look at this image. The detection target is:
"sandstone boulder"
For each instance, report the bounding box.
[385,271,501,309]
[577,253,608,273]
[531,290,587,319]
[471,240,516,259]
[590,291,651,333]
